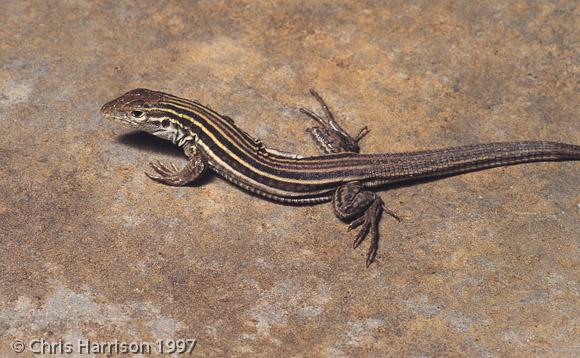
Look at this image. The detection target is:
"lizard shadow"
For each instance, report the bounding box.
[117,131,183,158]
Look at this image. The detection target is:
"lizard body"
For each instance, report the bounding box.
[101,88,579,265]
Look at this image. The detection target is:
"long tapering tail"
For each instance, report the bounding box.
[371,141,579,184]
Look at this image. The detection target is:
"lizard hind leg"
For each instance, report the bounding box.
[333,182,399,266]
[300,89,369,154]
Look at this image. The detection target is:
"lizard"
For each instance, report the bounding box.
[100,88,580,266]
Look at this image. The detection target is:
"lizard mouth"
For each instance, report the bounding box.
[100,96,139,127]
[99,97,123,120]
[100,105,137,127]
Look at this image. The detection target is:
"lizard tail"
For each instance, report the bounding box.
[370,141,579,184]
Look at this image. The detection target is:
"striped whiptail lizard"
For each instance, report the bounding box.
[101,89,579,266]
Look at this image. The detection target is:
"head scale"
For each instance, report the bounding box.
[101,88,189,145]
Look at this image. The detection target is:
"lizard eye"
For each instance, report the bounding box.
[131,110,145,118]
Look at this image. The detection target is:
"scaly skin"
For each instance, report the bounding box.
[101,88,579,265]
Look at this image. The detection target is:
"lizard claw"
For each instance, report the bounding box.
[355,126,370,142]
[144,171,164,182]
[150,160,178,176]
[145,156,207,187]
[382,204,401,222]
[146,160,188,186]
[347,216,366,231]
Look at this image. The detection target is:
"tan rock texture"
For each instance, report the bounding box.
[0,1,578,356]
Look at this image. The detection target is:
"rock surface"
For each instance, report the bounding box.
[0,1,578,356]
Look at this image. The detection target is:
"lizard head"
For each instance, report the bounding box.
[101,88,188,144]
[100,88,164,128]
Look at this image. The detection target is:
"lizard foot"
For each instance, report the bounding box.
[333,181,398,266]
[145,154,207,186]
[300,89,369,154]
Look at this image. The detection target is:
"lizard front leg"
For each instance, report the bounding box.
[145,143,208,186]
[300,89,369,154]
[333,182,400,266]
